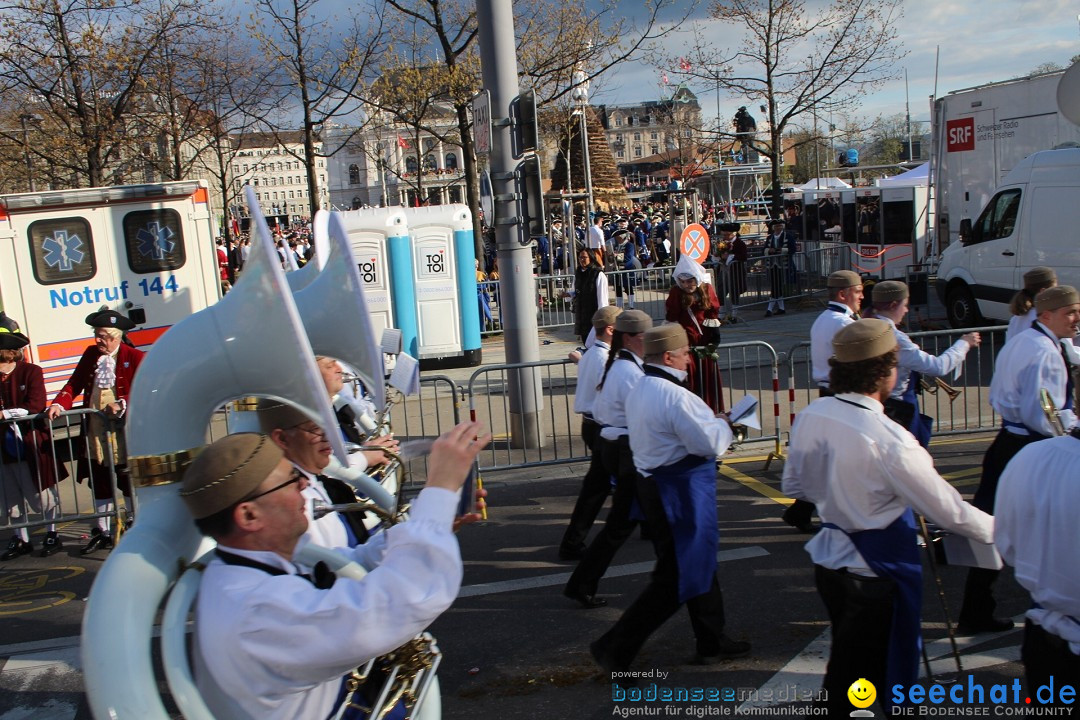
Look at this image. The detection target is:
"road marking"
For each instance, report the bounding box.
[720,465,792,506]
[457,546,770,598]
[740,614,1026,711]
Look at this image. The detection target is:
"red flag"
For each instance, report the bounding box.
[397,136,409,149]
[661,73,669,85]
[679,57,692,72]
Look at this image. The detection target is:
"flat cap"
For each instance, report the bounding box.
[1023,266,1057,292]
[615,309,653,334]
[592,305,622,330]
[832,318,898,363]
[872,280,909,303]
[179,433,284,519]
[827,270,861,289]
[643,323,689,355]
[1035,285,1080,313]
[257,399,310,434]
[85,307,135,331]
[0,330,30,350]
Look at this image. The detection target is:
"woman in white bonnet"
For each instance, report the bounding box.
[665,255,725,412]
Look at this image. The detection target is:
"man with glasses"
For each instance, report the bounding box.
[180,424,488,720]
[258,399,373,549]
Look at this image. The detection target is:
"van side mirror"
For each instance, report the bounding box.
[958,218,973,246]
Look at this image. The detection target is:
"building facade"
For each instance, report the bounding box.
[229,131,329,220]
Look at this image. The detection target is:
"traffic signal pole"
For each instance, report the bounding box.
[477,0,543,449]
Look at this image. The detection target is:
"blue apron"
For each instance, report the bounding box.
[826,509,922,710]
[903,371,933,448]
[650,453,719,603]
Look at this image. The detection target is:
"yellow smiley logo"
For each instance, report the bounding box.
[848,678,876,709]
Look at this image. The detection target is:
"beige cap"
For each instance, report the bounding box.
[615,309,653,333]
[179,433,284,519]
[832,319,898,363]
[643,323,689,355]
[592,305,622,330]
[827,270,861,288]
[872,280,909,303]
[257,399,309,434]
[1024,266,1057,291]
[1035,285,1080,313]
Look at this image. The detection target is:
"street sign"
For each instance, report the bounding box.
[473,90,492,156]
[679,223,709,263]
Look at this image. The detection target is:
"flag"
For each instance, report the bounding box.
[661,73,669,85]
[679,57,692,72]
[397,136,409,149]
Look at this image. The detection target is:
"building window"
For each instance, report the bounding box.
[633,132,641,141]
[445,153,458,170]
[634,147,643,158]
[348,164,360,184]
[616,150,625,159]
[405,156,418,174]
[650,131,658,140]
[651,145,659,155]
[424,154,437,171]
[615,116,622,127]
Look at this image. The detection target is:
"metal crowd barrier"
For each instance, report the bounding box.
[785,324,1008,438]
[466,359,585,472]
[394,375,464,484]
[0,408,127,541]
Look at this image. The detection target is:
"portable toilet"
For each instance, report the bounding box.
[403,205,481,369]
[336,207,416,356]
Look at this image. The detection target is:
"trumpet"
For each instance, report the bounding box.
[920,376,962,402]
[1040,388,1067,436]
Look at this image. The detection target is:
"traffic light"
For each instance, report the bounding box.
[510,89,539,160]
[516,155,546,238]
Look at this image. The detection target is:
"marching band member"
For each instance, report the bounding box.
[316,355,397,469]
[1,330,65,559]
[591,324,750,672]
[258,399,373,549]
[871,280,980,447]
[181,424,488,720]
[559,306,621,561]
[959,285,1079,634]
[995,429,1080,701]
[783,269,863,533]
[564,309,652,608]
[46,308,144,554]
[782,319,994,716]
[1005,266,1056,344]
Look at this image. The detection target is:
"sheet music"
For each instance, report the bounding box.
[388,351,420,395]
[728,394,760,430]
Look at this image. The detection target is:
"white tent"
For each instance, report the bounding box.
[797,177,851,190]
[876,163,929,187]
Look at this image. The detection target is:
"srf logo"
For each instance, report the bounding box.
[946,118,975,152]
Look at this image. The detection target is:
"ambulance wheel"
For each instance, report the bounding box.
[945,284,981,328]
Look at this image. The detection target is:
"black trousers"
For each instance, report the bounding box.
[815,564,896,718]
[560,418,611,554]
[960,428,1046,624]
[592,474,727,669]
[565,436,641,597]
[1023,619,1080,706]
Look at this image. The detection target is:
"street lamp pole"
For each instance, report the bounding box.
[19,114,34,192]
[808,57,821,189]
[572,70,594,218]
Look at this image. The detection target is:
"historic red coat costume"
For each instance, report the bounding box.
[1,360,65,490]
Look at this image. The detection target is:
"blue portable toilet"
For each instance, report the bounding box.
[402,205,481,369]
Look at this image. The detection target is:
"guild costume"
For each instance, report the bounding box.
[666,256,724,413]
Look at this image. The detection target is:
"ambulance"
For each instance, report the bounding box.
[0,181,221,395]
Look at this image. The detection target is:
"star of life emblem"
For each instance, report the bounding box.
[42,230,86,272]
[136,222,176,260]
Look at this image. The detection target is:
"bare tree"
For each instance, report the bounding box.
[249,0,387,216]
[0,0,208,187]
[664,0,906,215]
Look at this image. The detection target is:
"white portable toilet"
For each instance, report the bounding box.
[403,205,480,368]
[336,208,410,348]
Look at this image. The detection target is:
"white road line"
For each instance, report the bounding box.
[739,614,1027,712]
[457,546,770,598]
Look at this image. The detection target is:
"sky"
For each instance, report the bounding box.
[591,0,1080,130]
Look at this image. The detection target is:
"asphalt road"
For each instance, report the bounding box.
[0,432,1037,719]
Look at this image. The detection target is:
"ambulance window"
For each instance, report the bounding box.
[123,209,186,273]
[28,218,97,285]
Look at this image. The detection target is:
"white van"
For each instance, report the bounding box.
[935,148,1080,327]
[0,181,221,394]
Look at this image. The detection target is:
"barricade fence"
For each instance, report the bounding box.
[1,408,127,541]
[785,324,1007,438]
[393,375,464,485]
[478,243,854,337]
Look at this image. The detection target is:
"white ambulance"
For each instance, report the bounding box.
[0,181,221,394]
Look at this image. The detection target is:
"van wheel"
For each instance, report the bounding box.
[945,284,981,328]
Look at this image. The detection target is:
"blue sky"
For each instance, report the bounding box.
[591,0,1080,128]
